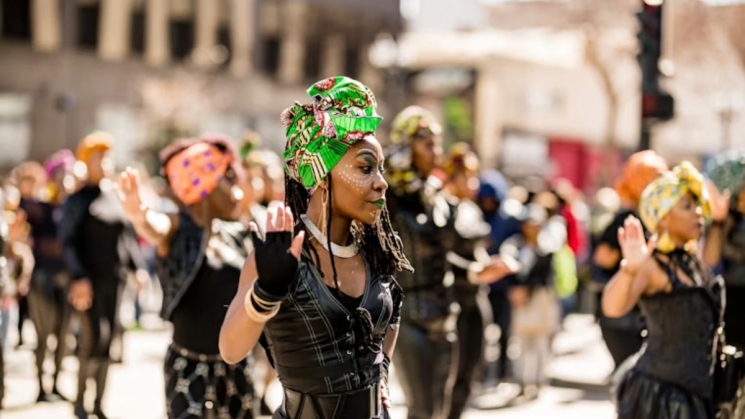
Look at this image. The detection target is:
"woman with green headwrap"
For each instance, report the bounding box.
[602,162,727,419]
[220,77,410,419]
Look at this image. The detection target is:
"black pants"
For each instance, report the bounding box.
[394,317,458,419]
[489,290,512,381]
[27,269,72,398]
[448,291,491,419]
[725,285,745,351]
[75,285,120,414]
[165,343,255,419]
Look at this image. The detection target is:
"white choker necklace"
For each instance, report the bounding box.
[300,214,359,258]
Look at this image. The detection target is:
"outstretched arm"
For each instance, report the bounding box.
[116,168,179,255]
[602,216,654,318]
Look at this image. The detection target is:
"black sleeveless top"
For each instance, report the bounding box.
[634,250,723,399]
[261,251,401,395]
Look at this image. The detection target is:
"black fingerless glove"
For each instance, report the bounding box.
[251,231,300,301]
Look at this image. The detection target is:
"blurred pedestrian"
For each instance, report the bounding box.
[9,161,45,348]
[442,143,513,418]
[500,203,562,399]
[22,149,76,402]
[60,132,146,419]
[385,107,512,419]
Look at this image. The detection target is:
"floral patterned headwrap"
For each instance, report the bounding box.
[385,106,442,193]
[639,161,711,233]
[281,76,381,191]
[615,150,668,205]
[164,143,233,205]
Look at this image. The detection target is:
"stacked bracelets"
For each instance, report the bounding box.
[244,282,283,323]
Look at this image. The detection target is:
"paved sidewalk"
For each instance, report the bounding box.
[1,315,615,419]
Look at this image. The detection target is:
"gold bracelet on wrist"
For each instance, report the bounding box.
[243,287,280,323]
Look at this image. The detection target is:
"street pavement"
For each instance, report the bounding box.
[1,314,616,419]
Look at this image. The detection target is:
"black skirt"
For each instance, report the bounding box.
[164,343,255,419]
[617,369,714,419]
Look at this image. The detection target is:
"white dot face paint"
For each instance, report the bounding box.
[328,139,387,225]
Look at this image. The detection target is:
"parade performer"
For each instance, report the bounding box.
[604,162,727,419]
[60,132,144,419]
[220,76,409,419]
[21,149,76,402]
[117,134,256,419]
[385,107,513,419]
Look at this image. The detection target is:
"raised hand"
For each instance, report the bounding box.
[250,204,305,300]
[618,216,653,274]
[69,279,93,312]
[116,168,146,223]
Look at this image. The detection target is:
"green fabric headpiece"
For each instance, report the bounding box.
[282,76,382,190]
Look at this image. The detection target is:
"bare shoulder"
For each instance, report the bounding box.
[640,255,669,295]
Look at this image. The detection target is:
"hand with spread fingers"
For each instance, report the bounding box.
[249,203,305,301]
[117,167,146,223]
[618,216,654,274]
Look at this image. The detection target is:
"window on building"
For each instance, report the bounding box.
[169,0,194,61]
[131,11,145,55]
[1,0,32,41]
[261,36,281,76]
[78,1,100,50]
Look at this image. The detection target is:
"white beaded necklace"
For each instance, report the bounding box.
[300,214,359,258]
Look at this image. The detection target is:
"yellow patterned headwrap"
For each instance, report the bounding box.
[639,161,711,233]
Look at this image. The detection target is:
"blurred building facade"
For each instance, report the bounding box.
[397,0,745,191]
[0,0,401,169]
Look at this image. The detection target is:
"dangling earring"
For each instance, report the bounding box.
[656,231,676,253]
[319,188,328,235]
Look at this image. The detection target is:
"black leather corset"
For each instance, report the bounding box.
[262,256,395,399]
[635,283,722,398]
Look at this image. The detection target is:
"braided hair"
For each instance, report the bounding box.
[285,173,411,287]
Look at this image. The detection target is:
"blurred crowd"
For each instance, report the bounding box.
[0,79,744,419]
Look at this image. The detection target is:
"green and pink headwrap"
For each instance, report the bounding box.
[281,76,382,190]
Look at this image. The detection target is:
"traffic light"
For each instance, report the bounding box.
[636,1,663,92]
[642,89,674,121]
[636,0,674,149]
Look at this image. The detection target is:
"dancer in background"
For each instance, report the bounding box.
[604,162,727,419]
[10,161,46,347]
[117,135,256,419]
[442,143,501,418]
[385,106,515,419]
[592,150,667,370]
[220,76,409,419]
[61,132,145,419]
[22,149,76,402]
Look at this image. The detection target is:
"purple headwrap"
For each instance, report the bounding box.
[44,149,75,179]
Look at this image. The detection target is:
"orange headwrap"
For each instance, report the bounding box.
[76,131,114,164]
[615,150,668,205]
[165,143,232,205]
